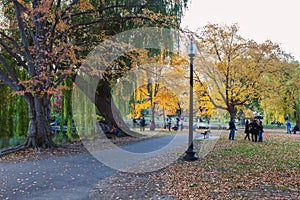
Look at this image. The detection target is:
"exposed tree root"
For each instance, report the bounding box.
[0,145,27,158]
[0,137,58,158]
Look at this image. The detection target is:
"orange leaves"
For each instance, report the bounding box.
[56,19,68,31]
[154,133,300,199]
[56,85,71,91]
[79,0,95,11]
[72,0,95,12]
[130,82,179,117]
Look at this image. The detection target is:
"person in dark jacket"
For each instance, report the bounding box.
[228,118,236,140]
[139,117,146,131]
[244,119,250,140]
[249,119,258,142]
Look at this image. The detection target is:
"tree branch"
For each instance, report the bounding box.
[0,54,19,83]
[0,31,25,56]
[13,0,35,77]
[0,68,19,90]
[69,15,152,30]
[0,39,28,70]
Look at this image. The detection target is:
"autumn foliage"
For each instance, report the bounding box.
[155,133,300,199]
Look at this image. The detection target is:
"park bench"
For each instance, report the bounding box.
[292,126,300,134]
[292,129,300,134]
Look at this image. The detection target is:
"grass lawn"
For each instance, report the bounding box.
[155,133,300,199]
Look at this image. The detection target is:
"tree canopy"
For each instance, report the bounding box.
[0,0,189,151]
[193,23,295,120]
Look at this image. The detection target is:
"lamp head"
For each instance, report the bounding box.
[188,39,196,57]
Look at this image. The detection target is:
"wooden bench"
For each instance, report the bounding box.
[293,129,300,134]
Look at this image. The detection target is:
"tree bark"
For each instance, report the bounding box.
[95,80,142,137]
[150,104,155,131]
[296,118,300,128]
[23,93,55,149]
[228,105,237,120]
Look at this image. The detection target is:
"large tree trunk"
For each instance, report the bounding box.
[23,93,55,149]
[296,119,300,129]
[95,80,142,137]
[150,104,155,131]
[228,105,237,120]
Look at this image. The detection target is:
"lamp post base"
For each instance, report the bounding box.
[183,143,198,161]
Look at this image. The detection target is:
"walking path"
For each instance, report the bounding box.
[0,132,220,200]
[1,153,116,200]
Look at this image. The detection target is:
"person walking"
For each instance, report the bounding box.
[258,120,264,142]
[228,118,236,140]
[180,118,184,131]
[149,120,155,131]
[139,117,146,131]
[167,117,172,131]
[132,118,138,129]
[244,119,250,140]
[286,120,292,134]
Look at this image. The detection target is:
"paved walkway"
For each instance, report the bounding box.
[1,153,116,200]
[0,132,220,200]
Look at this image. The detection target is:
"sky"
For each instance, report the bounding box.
[181,0,300,61]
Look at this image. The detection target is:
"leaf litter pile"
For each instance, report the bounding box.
[153,134,300,199]
[89,133,300,199]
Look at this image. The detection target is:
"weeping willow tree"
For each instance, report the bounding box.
[0,54,28,143]
[0,85,28,138]
[78,0,190,134]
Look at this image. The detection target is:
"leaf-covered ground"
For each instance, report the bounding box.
[154,133,300,199]
[2,132,300,199]
[0,136,150,163]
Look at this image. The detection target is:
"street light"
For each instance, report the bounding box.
[184,39,198,161]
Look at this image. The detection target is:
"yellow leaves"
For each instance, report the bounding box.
[131,82,179,117]
[216,62,226,72]
[195,23,294,118]
[194,81,213,118]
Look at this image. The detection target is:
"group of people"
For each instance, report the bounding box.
[228,118,264,142]
[167,117,184,131]
[286,120,299,134]
[244,119,264,142]
[132,117,146,131]
[133,116,185,131]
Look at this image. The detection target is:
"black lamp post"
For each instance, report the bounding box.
[184,39,198,161]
